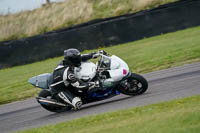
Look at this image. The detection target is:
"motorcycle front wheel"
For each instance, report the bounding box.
[117,73,148,96]
[38,89,72,113]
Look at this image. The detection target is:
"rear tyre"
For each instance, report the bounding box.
[38,90,72,113]
[117,73,148,96]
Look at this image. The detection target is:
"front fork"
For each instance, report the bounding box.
[118,72,132,89]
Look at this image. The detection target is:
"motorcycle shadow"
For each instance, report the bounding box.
[80,92,150,111]
[53,95,135,115]
[36,94,149,122]
[81,95,133,110]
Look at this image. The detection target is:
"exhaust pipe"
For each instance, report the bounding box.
[36,97,67,107]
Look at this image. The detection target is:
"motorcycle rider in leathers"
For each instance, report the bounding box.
[50,48,98,109]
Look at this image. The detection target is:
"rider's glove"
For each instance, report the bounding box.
[88,82,95,89]
[90,52,99,59]
[68,73,77,82]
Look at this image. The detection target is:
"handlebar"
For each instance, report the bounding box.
[95,50,110,72]
[98,50,108,55]
[94,50,109,57]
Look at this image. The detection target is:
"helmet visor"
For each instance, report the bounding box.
[69,55,81,67]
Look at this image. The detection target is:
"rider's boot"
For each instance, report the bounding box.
[58,90,82,110]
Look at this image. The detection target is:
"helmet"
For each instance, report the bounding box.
[64,48,81,67]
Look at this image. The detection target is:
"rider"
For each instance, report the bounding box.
[50,48,98,109]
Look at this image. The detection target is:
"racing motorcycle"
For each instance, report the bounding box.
[28,51,148,112]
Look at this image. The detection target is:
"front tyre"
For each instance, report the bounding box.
[117,73,148,96]
[38,90,72,113]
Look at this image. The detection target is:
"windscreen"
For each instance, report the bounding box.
[99,56,111,70]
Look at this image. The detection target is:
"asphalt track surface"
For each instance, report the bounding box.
[0,62,200,133]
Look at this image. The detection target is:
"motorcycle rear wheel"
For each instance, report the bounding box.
[38,90,72,113]
[117,73,148,96]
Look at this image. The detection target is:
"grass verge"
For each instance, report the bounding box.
[18,94,200,133]
[0,0,177,41]
[0,26,200,105]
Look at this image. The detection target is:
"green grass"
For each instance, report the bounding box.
[0,0,177,41]
[18,94,200,133]
[0,26,200,105]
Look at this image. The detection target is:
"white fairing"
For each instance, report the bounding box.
[74,61,96,81]
[74,55,129,83]
[108,55,129,81]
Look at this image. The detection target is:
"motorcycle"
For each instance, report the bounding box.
[28,51,148,112]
